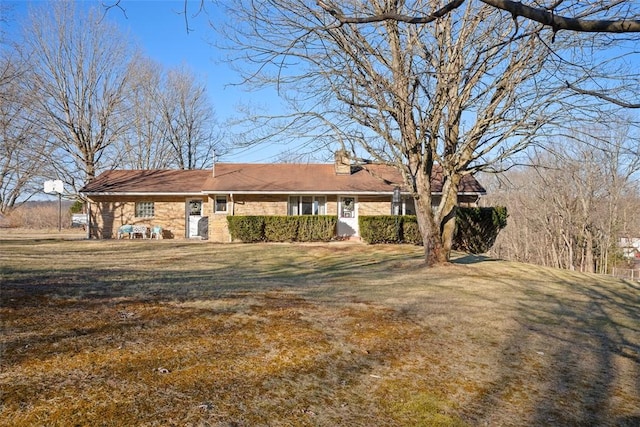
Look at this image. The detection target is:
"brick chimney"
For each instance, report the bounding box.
[334,149,351,175]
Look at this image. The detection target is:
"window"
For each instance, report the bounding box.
[135,201,155,218]
[189,200,202,216]
[340,197,355,218]
[288,196,326,215]
[214,195,227,213]
[404,198,416,215]
[390,197,416,215]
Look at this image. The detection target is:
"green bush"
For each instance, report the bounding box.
[298,215,337,241]
[453,206,508,254]
[69,200,84,214]
[359,215,421,244]
[401,216,422,245]
[359,207,507,252]
[359,216,402,243]
[264,216,299,242]
[227,215,337,242]
[227,216,265,242]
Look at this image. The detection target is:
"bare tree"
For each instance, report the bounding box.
[18,1,137,191]
[116,57,175,169]
[158,65,222,169]
[319,1,640,108]
[0,52,46,213]
[115,60,224,170]
[487,123,640,273]
[220,0,637,265]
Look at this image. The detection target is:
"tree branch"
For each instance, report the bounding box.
[566,82,640,108]
[481,0,640,33]
[316,0,466,24]
[317,0,640,33]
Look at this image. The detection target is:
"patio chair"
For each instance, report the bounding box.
[117,224,134,239]
[131,225,148,239]
[150,225,163,240]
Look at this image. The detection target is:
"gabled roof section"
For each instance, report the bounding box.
[205,163,485,194]
[80,169,211,194]
[205,163,402,193]
[80,164,486,195]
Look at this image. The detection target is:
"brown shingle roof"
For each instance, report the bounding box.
[80,169,211,194]
[80,163,486,195]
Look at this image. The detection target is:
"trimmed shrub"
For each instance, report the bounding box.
[453,206,508,254]
[401,216,422,245]
[264,216,299,242]
[298,215,337,241]
[227,215,265,242]
[359,216,402,243]
[359,207,507,252]
[227,215,337,242]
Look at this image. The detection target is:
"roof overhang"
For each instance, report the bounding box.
[82,192,206,197]
[83,190,486,197]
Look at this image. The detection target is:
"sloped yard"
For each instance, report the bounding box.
[1,235,638,426]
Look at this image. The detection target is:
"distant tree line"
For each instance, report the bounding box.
[485,126,640,274]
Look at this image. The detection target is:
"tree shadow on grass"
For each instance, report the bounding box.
[452,253,497,265]
[462,269,640,426]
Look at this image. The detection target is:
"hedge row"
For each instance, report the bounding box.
[227,215,337,242]
[359,206,508,254]
[452,206,508,254]
[358,215,422,245]
[226,207,507,253]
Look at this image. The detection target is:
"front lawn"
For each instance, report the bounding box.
[1,236,638,426]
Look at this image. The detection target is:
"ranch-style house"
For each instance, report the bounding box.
[80,151,486,241]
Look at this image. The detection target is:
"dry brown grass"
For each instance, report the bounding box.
[1,231,639,426]
[1,202,74,229]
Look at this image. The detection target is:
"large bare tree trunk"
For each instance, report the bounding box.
[439,174,462,261]
[414,168,448,264]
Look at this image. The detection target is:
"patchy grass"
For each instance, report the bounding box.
[0,234,639,426]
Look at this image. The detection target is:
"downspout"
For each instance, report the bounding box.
[230,193,234,215]
[229,193,234,242]
[86,200,91,239]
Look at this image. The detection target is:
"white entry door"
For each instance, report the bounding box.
[187,199,203,238]
[337,196,358,238]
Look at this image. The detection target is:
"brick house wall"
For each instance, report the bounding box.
[232,195,287,216]
[88,193,480,241]
[230,194,342,216]
[358,195,391,216]
[89,196,210,239]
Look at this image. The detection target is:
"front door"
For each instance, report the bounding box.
[187,199,203,238]
[337,196,358,238]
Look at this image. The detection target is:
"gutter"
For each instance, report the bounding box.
[201,190,486,196]
[82,192,206,197]
[82,190,486,197]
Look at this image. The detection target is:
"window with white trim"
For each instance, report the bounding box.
[391,197,416,215]
[214,195,228,213]
[288,196,326,215]
[135,201,155,218]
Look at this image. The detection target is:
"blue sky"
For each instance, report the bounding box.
[4,1,640,165]
[3,0,285,162]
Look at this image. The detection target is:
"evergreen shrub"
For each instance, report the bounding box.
[227,216,265,242]
[228,215,337,242]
